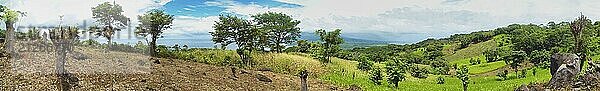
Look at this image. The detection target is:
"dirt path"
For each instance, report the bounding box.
[1,47,345,90]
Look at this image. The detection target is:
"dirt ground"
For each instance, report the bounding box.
[0,47,348,91]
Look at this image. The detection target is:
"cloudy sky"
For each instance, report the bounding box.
[3,0,600,42]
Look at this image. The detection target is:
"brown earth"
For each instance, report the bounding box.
[0,46,347,91]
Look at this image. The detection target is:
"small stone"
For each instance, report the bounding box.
[256,73,272,82]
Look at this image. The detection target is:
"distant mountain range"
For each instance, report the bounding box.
[148,31,435,49]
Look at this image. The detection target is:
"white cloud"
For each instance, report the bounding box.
[6,0,600,41]
[218,0,600,40]
[3,0,170,26]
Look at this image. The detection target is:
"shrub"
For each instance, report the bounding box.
[156,45,175,58]
[357,55,373,71]
[457,66,469,91]
[369,67,383,85]
[496,70,508,81]
[519,69,527,78]
[386,59,406,87]
[437,76,445,84]
[410,65,429,79]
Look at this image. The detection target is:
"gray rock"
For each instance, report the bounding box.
[256,73,272,82]
[550,53,581,76]
[548,53,581,89]
[549,65,577,89]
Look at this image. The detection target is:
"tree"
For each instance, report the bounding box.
[0,5,24,55]
[570,14,591,70]
[530,50,551,68]
[27,27,41,40]
[252,12,301,53]
[386,58,407,87]
[457,66,469,91]
[437,76,445,84]
[505,51,527,78]
[210,15,258,66]
[135,9,174,57]
[313,29,344,63]
[90,2,130,51]
[357,55,373,71]
[496,70,508,81]
[369,67,383,85]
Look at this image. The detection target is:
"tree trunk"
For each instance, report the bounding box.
[300,70,308,91]
[462,83,468,91]
[107,37,112,52]
[5,21,15,56]
[149,36,157,57]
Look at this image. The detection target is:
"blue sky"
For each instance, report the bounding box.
[4,0,600,42]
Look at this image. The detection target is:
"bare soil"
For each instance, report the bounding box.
[1,47,346,91]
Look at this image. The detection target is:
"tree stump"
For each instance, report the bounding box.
[299,70,308,91]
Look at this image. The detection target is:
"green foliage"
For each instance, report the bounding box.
[156,45,175,58]
[410,65,429,79]
[431,60,449,75]
[456,66,469,91]
[496,70,508,81]
[90,2,130,50]
[468,61,506,74]
[469,58,481,65]
[252,12,301,52]
[78,39,101,47]
[386,59,407,87]
[425,44,444,60]
[505,51,527,78]
[134,41,148,54]
[369,67,383,85]
[437,76,445,84]
[357,55,373,71]
[312,29,344,63]
[26,27,41,40]
[286,40,320,53]
[529,50,551,68]
[136,9,174,57]
[210,15,259,66]
[519,69,527,78]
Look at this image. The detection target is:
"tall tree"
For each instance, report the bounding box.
[505,51,527,78]
[457,66,470,91]
[210,15,258,66]
[570,14,592,69]
[313,29,344,63]
[252,12,301,52]
[90,2,129,51]
[386,58,406,87]
[135,9,174,57]
[0,5,24,55]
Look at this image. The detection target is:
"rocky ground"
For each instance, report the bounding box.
[0,46,347,90]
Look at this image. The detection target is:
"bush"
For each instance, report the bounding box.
[369,68,383,85]
[410,65,429,79]
[432,66,450,75]
[437,76,445,84]
[519,69,527,78]
[386,59,406,87]
[496,70,508,81]
[156,45,175,58]
[357,55,373,71]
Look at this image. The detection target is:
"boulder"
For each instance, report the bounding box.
[549,65,577,89]
[550,53,580,75]
[548,53,581,89]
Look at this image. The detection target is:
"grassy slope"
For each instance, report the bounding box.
[468,61,506,74]
[445,39,497,62]
[319,56,551,91]
[181,48,552,91]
